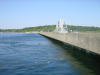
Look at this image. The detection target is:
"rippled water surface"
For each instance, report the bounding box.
[0,33,100,75]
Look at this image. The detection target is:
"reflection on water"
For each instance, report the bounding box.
[0,33,100,75]
[47,38,100,75]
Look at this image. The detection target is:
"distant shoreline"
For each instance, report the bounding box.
[0,32,39,33]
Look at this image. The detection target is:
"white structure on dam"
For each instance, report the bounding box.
[54,19,68,33]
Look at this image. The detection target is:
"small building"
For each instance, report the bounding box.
[54,19,68,33]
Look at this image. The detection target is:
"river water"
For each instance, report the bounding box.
[0,33,100,75]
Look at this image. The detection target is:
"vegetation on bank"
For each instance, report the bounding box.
[0,25,100,32]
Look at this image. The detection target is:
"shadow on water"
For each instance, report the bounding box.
[42,35,100,75]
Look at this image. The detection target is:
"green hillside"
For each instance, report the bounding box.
[0,25,100,32]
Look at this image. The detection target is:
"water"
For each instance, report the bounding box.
[0,33,100,75]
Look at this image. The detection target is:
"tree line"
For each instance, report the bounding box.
[0,25,100,32]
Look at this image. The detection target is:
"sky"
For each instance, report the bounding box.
[0,0,100,29]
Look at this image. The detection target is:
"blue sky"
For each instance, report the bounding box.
[0,0,100,29]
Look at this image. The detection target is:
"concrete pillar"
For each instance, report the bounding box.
[59,19,65,27]
[56,21,59,31]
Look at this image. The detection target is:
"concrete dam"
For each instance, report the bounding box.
[39,32,100,55]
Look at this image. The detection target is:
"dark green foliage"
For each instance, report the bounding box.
[0,29,2,32]
[0,25,100,33]
[67,25,100,32]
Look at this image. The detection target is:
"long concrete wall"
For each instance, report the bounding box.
[39,32,100,54]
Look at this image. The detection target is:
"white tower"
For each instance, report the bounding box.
[55,19,68,33]
[56,21,59,31]
[59,19,65,28]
